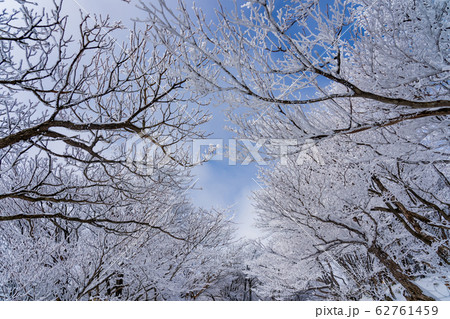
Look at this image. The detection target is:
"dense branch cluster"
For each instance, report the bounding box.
[145,0,449,300]
[0,0,245,300]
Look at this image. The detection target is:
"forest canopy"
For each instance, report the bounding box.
[0,0,448,301]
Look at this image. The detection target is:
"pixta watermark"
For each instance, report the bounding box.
[192,138,324,166]
[124,135,324,174]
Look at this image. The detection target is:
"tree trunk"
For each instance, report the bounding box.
[369,245,434,301]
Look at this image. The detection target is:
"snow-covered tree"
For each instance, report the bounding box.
[144,0,449,300]
[250,127,448,300]
[0,0,242,300]
[0,0,209,226]
[144,0,449,143]
[0,198,242,300]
